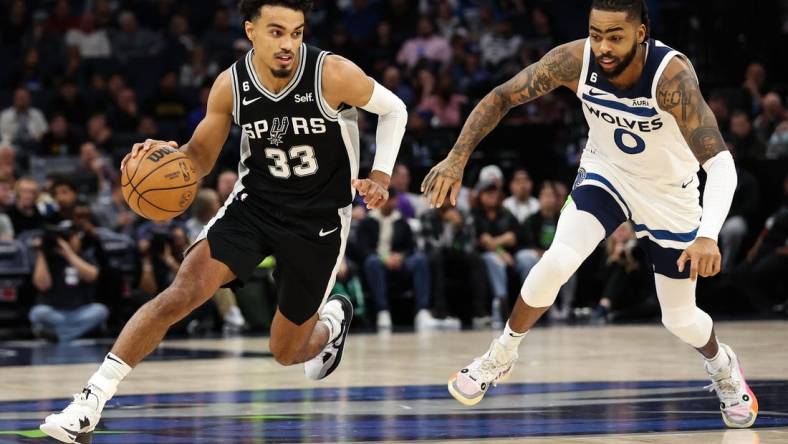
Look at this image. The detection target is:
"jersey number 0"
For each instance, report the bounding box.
[265,145,319,179]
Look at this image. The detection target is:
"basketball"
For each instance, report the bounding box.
[121,145,198,221]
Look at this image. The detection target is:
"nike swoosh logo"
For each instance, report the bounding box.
[589,88,607,96]
[242,96,261,106]
[681,178,693,188]
[60,426,80,437]
[319,227,338,237]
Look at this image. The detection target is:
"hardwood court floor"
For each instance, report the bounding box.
[0,320,786,443]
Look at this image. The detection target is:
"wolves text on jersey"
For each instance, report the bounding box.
[583,103,664,132]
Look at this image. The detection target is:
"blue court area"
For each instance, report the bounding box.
[1,380,786,443]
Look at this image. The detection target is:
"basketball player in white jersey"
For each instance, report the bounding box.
[40,1,408,442]
[422,0,757,428]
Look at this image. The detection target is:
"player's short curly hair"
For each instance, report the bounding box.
[238,0,313,23]
[591,0,650,40]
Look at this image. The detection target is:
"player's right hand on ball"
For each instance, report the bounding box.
[120,139,178,172]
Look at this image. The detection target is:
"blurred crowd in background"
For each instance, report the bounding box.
[0,0,786,342]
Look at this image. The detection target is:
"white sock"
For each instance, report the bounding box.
[498,321,527,352]
[85,353,132,409]
[319,301,343,343]
[705,345,731,374]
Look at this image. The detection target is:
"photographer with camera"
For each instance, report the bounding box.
[29,221,108,342]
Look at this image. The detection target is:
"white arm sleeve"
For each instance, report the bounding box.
[697,150,737,241]
[360,80,407,176]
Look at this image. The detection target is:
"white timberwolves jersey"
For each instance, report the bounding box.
[577,38,698,186]
[573,38,702,249]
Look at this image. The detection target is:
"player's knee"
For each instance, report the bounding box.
[661,306,713,348]
[521,242,583,307]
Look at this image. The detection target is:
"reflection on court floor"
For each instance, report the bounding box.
[1,380,786,443]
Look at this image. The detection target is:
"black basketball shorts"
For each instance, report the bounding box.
[185,189,351,325]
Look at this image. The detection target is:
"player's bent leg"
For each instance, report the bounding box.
[450,197,612,406]
[269,310,324,366]
[40,240,234,443]
[654,274,758,428]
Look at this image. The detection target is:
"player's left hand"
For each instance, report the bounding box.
[677,237,721,281]
[353,170,390,209]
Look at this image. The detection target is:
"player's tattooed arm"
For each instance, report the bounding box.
[447,40,583,161]
[656,58,727,165]
[421,40,582,207]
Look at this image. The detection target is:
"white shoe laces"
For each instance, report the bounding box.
[471,342,515,384]
[704,367,742,405]
[61,391,98,416]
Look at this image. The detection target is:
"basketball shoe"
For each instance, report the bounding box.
[304,294,353,380]
[448,339,517,406]
[40,386,104,443]
[705,343,759,428]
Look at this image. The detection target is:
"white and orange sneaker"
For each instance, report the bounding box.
[448,340,517,406]
[705,343,759,428]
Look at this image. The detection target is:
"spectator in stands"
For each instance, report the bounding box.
[737,174,788,313]
[29,221,108,342]
[85,113,114,151]
[77,141,116,194]
[754,92,788,143]
[186,188,221,241]
[503,168,540,224]
[112,10,163,63]
[479,18,522,69]
[368,21,399,75]
[39,114,81,156]
[163,14,195,71]
[0,205,12,239]
[515,181,576,320]
[396,17,451,69]
[389,163,427,219]
[148,72,190,128]
[111,88,140,133]
[0,88,48,147]
[0,144,19,180]
[180,45,219,91]
[137,221,186,298]
[7,176,44,234]
[472,173,518,327]
[358,189,437,330]
[421,194,486,328]
[216,170,238,202]
[1,0,30,48]
[740,62,766,116]
[589,222,653,324]
[416,72,467,128]
[435,1,463,39]
[65,13,112,60]
[45,0,79,34]
[50,80,87,127]
[0,177,13,211]
[93,180,135,237]
[201,7,238,67]
[341,0,381,43]
[766,120,788,159]
[728,110,765,160]
[49,176,79,223]
[708,93,731,134]
[382,66,416,109]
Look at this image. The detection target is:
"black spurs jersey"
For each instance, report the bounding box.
[229,44,360,212]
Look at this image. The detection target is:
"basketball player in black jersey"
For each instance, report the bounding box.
[40,2,408,441]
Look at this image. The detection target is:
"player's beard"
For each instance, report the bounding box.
[271,67,292,78]
[598,40,638,79]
